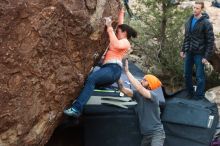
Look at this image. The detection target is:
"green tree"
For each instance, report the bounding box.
[129,0,191,89]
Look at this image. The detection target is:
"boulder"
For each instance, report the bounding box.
[205,86,220,104]
[0,0,121,145]
[205,1,220,73]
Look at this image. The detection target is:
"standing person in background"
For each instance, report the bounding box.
[180,1,214,99]
[64,8,137,117]
[118,60,165,146]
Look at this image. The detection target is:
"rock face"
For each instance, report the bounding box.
[205,86,220,104]
[0,0,120,145]
[205,2,220,73]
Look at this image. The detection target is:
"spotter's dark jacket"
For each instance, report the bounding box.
[182,13,215,59]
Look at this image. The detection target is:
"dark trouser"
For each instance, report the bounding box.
[72,63,122,112]
[184,52,205,98]
[141,131,165,146]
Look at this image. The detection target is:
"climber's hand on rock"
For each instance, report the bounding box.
[104,16,112,27]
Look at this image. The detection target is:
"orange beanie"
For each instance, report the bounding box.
[144,74,162,90]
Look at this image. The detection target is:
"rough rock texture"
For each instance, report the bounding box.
[205,86,220,104]
[0,0,121,145]
[205,1,220,73]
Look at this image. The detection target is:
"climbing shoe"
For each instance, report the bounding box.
[64,107,81,117]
